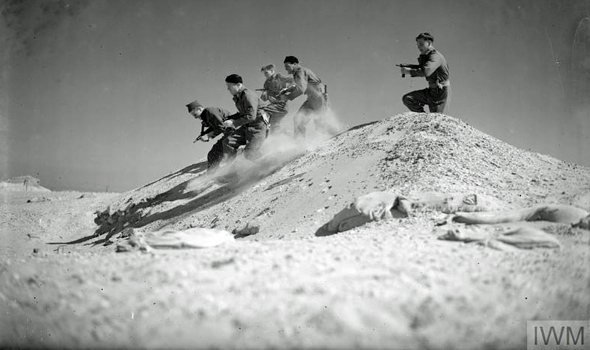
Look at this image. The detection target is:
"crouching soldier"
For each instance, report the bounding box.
[259,64,293,134]
[186,100,233,170]
[400,32,450,113]
[222,74,270,163]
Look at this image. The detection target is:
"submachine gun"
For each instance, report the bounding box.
[396,64,420,78]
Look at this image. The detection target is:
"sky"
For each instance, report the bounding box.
[1,0,589,192]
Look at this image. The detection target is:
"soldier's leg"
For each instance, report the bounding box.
[266,103,289,134]
[293,101,314,138]
[207,139,225,169]
[222,129,247,163]
[427,86,449,113]
[402,89,429,112]
[243,122,268,161]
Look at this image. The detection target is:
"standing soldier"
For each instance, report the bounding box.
[186,100,233,171]
[222,74,270,163]
[259,64,294,134]
[400,32,451,113]
[280,56,332,139]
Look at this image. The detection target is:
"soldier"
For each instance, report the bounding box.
[280,56,332,138]
[222,74,270,162]
[186,100,233,171]
[400,32,451,113]
[259,64,294,134]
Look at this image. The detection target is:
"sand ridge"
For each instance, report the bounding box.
[1,113,589,349]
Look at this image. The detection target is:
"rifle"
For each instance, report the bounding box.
[396,64,420,78]
[193,126,213,143]
[193,134,207,143]
[258,88,287,103]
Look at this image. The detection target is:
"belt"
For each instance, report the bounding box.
[429,81,450,88]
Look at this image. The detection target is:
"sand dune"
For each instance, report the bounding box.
[1,113,589,349]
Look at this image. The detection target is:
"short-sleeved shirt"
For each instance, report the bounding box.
[410,48,450,87]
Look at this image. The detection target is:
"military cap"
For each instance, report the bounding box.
[225,74,243,84]
[283,56,299,64]
[186,100,202,112]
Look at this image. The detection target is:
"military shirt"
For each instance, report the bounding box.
[287,66,324,100]
[409,48,450,87]
[232,88,269,129]
[201,107,232,138]
[263,73,294,99]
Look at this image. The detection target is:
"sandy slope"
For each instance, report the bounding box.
[1,113,589,349]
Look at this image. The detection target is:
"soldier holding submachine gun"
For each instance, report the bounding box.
[398,32,450,113]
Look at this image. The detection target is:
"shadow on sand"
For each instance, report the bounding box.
[49,152,305,247]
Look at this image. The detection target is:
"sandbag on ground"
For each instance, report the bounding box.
[452,205,589,225]
[321,191,503,234]
[322,192,401,234]
[397,192,505,215]
[438,224,562,250]
[116,227,234,252]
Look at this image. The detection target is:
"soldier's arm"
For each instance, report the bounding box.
[260,81,270,101]
[286,70,306,100]
[410,54,442,78]
[208,108,226,127]
[198,110,220,138]
[279,74,295,88]
[232,92,258,128]
[208,129,222,138]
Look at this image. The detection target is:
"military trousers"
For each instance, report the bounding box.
[402,85,450,113]
[266,102,289,134]
[222,120,268,161]
[293,94,329,138]
[207,138,226,169]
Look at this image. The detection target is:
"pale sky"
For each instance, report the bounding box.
[1,0,589,192]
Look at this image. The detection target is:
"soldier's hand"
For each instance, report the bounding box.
[278,94,288,102]
[223,120,236,129]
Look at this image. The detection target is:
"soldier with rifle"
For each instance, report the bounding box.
[258,64,294,134]
[280,55,335,139]
[399,32,450,113]
[186,100,233,171]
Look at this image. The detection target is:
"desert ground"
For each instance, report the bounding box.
[1,113,589,349]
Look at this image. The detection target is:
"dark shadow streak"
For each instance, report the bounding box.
[132,161,208,192]
[314,224,338,237]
